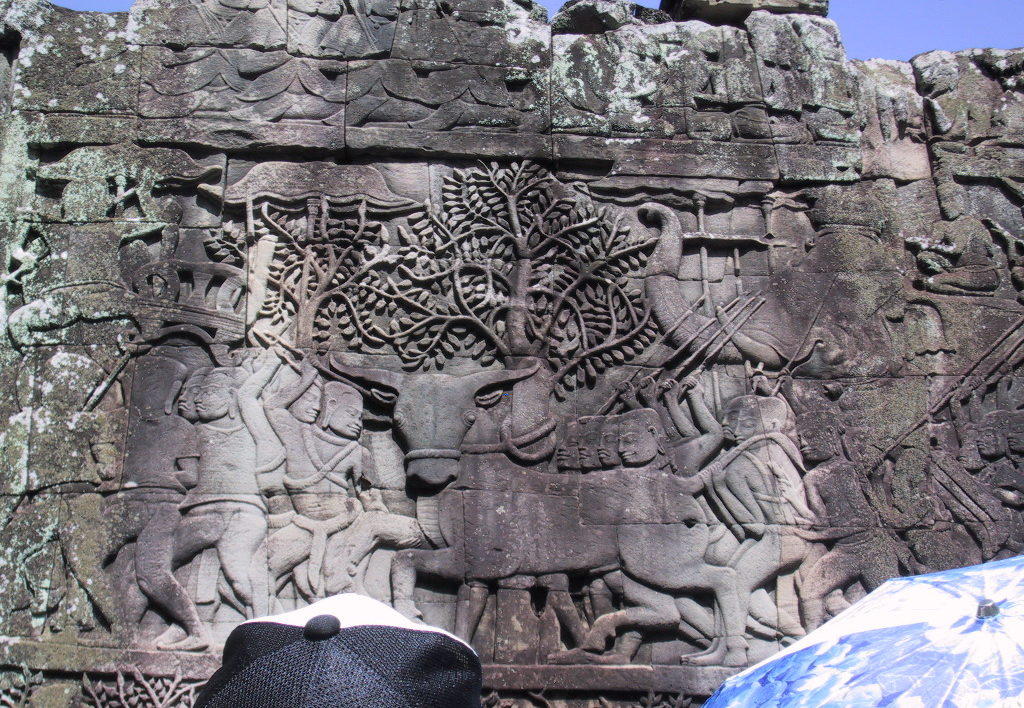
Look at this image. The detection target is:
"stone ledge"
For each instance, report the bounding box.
[0,639,739,697]
[482,663,740,696]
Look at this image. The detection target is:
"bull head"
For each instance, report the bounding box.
[325,355,539,488]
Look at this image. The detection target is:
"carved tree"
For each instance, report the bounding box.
[251,199,392,348]
[341,162,659,394]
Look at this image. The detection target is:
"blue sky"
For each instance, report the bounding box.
[50,0,1024,61]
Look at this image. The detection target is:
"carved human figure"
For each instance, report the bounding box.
[928,434,1012,563]
[906,182,1000,296]
[878,446,981,573]
[576,416,606,473]
[700,394,814,646]
[794,419,911,630]
[934,408,1024,561]
[34,145,220,222]
[23,351,128,642]
[170,353,283,620]
[566,409,749,667]
[979,411,1024,555]
[913,51,981,142]
[596,416,623,469]
[554,421,582,474]
[658,375,725,476]
[97,353,212,650]
[260,362,389,605]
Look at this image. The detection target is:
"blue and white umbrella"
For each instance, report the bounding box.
[705,555,1024,707]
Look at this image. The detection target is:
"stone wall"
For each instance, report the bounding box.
[0,0,1022,704]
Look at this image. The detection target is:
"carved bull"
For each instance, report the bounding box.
[324,354,618,644]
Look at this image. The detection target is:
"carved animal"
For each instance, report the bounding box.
[323,355,619,635]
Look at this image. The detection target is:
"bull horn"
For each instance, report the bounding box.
[640,202,684,278]
[464,360,541,392]
[324,354,405,395]
[640,202,708,351]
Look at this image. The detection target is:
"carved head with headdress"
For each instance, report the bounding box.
[796,409,844,464]
[132,354,190,417]
[973,409,1011,460]
[616,408,669,470]
[577,416,605,471]
[722,394,797,444]
[555,420,582,473]
[317,381,364,440]
[188,366,248,422]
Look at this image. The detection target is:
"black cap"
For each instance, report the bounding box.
[196,594,482,708]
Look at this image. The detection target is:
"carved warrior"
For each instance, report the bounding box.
[4,0,1024,704]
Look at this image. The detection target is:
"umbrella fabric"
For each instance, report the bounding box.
[705,555,1024,707]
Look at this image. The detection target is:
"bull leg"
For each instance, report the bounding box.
[538,573,587,646]
[391,546,464,621]
[330,512,424,592]
[746,589,785,639]
[799,548,862,631]
[549,591,587,647]
[676,597,713,644]
[455,582,489,642]
[588,575,615,620]
[775,572,805,637]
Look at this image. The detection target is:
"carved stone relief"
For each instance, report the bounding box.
[1,0,1023,704]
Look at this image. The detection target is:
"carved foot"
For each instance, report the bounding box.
[579,613,621,652]
[158,633,212,652]
[150,626,181,650]
[680,639,747,667]
[547,648,632,665]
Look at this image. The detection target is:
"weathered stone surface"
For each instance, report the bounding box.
[391,0,550,67]
[129,0,288,50]
[664,0,828,24]
[139,47,348,125]
[10,4,140,115]
[854,59,931,181]
[551,0,670,35]
[1,0,1024,705]
[551,20,764,138]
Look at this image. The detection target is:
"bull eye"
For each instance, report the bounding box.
[393,413,406,429]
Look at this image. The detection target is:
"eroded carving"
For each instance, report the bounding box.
[2,0,1024,703]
